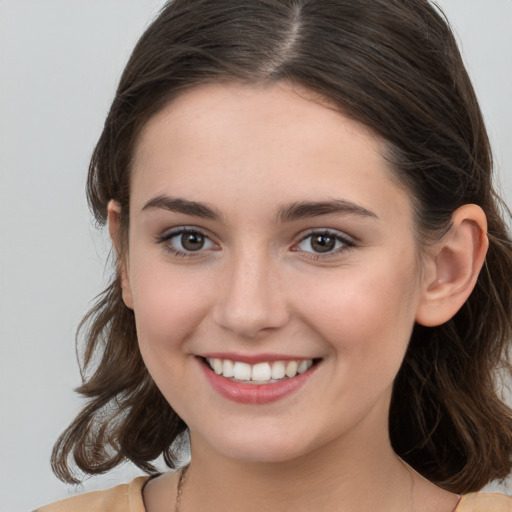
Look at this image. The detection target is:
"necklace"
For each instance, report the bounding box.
[174,465,189,512]
[398,456,416,512]
[173,460,415,512]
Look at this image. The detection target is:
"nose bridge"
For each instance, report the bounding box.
[213,244,288,338]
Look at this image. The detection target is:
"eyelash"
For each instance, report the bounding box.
[155,227,355,259]
[155,227,219,258]
[292,230,355,260]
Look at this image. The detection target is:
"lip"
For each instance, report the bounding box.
[198,356,320,404]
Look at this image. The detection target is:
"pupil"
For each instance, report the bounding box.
[311,234,335,253]
[181,232,204,251]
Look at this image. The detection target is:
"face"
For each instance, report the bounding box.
[120,82,429,464]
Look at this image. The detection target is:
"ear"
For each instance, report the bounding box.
[107,200,133,309]
[415,204,488,327]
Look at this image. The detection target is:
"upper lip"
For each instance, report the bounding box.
[198,352,319,364]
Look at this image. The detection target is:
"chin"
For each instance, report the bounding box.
[189,421,325,465]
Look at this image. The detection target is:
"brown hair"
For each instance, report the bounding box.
[52,0,512,493]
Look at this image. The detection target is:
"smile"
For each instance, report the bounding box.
[199,356,321,404]
[205,358,314,384]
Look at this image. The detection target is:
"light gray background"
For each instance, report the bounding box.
[0,1,511,511]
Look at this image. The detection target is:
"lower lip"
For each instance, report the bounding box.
[199,359,319,404]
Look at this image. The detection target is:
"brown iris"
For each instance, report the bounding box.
[310,233,336,253]
[181,232,205,251]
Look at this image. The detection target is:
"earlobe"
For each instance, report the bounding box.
[107,200,134,310]
[415,204,489,327]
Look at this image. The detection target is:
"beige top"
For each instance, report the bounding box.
[34,477,149,512]
[34,477,512,512]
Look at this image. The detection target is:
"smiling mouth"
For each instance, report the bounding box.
[203,357,319,384]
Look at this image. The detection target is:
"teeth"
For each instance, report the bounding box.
[271,361,286,379]
[213,358,223,375]
[285,360,298,378]
[206,358,315,382]
[233,361,252,380]
[223,359,234,378]
[297,360,309,374]
[251,362,272,381]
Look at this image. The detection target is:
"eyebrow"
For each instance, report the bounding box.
[142,195,222,220]
[141,195,377,223]
[276,200,378,223]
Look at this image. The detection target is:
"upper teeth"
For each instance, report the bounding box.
[206,358,314,383]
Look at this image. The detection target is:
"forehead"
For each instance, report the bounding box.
[130,82,413,225]
[135,82,378,158]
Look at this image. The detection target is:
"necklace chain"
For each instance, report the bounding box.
[173,459,414,512]
[399,457,416,512]
[174,465,189,512]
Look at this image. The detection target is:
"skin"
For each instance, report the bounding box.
[108,82,487,512]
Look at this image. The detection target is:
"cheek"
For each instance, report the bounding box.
[128,258,211,357]
[128,262,214,407]
[293,257,420,363]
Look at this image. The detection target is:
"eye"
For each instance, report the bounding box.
[294,230,354,256]
[157,228,218,256]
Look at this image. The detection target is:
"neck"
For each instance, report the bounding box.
[183,427,410,512]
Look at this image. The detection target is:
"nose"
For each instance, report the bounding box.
[212,249,290,339]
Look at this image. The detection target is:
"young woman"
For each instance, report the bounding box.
[36,1,512,511]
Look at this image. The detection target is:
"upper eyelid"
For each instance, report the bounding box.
[291,230,356,261]
[156,226,218,251]
[156,227,219,257]
[155,226,356,248]
[295,228,355,243]
[156,225,215,241]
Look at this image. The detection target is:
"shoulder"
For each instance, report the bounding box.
[456,492,512,512]
[33,476,151,512]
